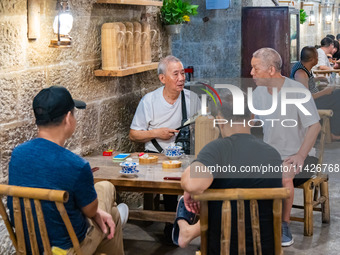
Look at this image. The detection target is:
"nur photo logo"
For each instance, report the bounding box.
[199,82,222,115]
[199,83,313,128]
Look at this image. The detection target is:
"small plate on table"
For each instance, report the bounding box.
[119,169,139,178]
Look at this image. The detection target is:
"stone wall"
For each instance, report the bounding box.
[171,0,242,78]
[0,0,168,253]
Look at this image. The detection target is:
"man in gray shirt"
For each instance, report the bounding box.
[251,48,321,246]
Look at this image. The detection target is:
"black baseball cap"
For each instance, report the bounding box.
[33,86,86,124]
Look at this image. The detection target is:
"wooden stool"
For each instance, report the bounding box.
[291,109,332,236]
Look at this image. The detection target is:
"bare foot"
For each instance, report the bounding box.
[177,220,200,248]
[331,133,340,141]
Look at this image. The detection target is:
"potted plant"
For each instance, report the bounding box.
[161,0,198,34]
[300,9,308,24]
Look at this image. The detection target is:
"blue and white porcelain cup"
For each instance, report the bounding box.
[164,146,182,157]
[120,161,139,173]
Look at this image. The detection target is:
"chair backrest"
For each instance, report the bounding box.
[0,184,83,255]
[194,188,290,255]
[194,115,220,157]
[317,109,333,167]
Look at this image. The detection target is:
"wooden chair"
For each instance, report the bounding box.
[0,184,83,255]
[323,112,332,144]
[194,115,220,157]
[290,109,332,236]
[194,188,290,255]
[314,85,334,143]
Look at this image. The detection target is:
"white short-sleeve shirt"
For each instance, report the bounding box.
[130,86,201,152]
[252,78,320,159]
[313,48,331,70]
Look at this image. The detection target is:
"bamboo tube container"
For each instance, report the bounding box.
[116,22,127,69]
[124,22,134,67]
[133,22,142,66]
[101,23,124,70]
[141,22,157,64]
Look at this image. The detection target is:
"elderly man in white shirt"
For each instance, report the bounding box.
[130,55,200,153]
[129,55,201,242]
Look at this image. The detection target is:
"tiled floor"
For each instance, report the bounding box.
[122,141,340,255]
[123,220,200,254]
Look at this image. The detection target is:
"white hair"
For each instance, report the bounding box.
[253,48,282,71]
[157,55,183,75]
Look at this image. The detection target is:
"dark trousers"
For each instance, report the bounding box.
[315,89,340,136]
[293,156,318,187]
[163,194,178,212]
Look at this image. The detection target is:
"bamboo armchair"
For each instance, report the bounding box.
[290,109,332,236]
[194,188,290,255]
[0,184,83,255]
[319,109,332,143]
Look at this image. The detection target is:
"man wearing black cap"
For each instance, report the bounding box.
[7,86,125,255]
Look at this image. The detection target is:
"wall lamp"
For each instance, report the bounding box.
[325,4,332,24]
[49,0,73,48]
[338,4,340,23]
[300,3,315,26]
[309,10,316,25]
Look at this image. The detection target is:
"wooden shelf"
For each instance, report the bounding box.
[96,0,163,6]
[94,62,159,77]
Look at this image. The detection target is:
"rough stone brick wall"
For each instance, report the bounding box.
[171,0,243,78]
[0,0,168,253]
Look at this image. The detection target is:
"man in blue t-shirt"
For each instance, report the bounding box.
[8,86,125,255]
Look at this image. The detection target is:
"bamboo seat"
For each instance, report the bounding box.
[194,188,290,255]
[290,109,332,236]
[0,184,83,255]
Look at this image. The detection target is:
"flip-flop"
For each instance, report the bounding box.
[172,195,196,246]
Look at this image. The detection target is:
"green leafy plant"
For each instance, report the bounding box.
[161,0,199,25]
[300,9,308,24]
